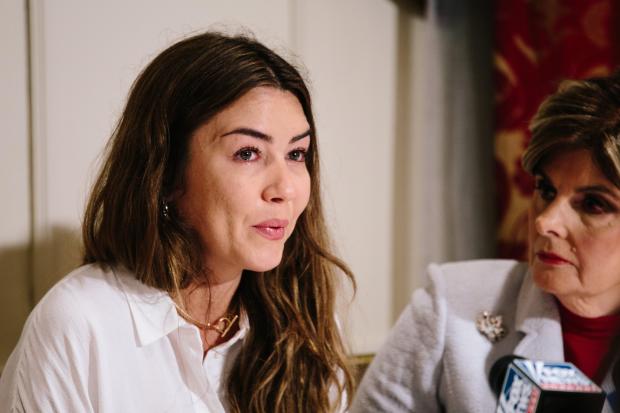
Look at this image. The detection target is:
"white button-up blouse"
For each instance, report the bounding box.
[0,264,249,412]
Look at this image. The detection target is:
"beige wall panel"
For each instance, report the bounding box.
[295,0,399,353]
[0,0,31,369]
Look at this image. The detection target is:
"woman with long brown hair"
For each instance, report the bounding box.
[0,32,355,412]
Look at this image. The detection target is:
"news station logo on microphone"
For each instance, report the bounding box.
[495,358,605,413]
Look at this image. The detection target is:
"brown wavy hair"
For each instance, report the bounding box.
[82,31,355,412]
[523,71,620,185]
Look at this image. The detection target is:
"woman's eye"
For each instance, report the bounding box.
[534,179,556,202]
[234,147,260,162]
[288,148,307,162]
[580,195,610,214]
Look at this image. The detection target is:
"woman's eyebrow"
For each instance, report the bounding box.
[220,127,311,144]
[576,184,620,199]
[290,129,311,143]
[221,127,271,142]
[537,169,620,199]
[535,170,553,184]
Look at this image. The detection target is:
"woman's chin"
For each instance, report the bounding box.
[532,266,575,296]
[244,252,284,273]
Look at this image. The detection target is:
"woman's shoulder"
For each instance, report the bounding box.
[429,259,526,280]
[419,259,529,315]
[427,259,527,292]
[37,263,123,307]
[0,264,133,411]
[352,260,528,412]
[27,264,128,335]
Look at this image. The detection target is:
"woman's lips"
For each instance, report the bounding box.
[252,219,289,241]
[536,251,571,266]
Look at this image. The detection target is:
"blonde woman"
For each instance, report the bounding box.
[353,72,620,412]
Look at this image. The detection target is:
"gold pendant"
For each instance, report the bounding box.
[174,303,239,338]
[212,315,239,338]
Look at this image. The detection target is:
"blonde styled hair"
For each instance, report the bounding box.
[523,72,620,185]
[82,32,355,412]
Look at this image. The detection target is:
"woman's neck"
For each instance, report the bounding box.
[556,294,620,318]
[178,271,243,353]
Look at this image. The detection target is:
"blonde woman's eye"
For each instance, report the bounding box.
[288,149,307,162]
[580,194,615,215]
[534,177,556,202]
[234,147,260,162]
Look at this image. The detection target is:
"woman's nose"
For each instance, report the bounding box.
[534,199,569,239]
[262,161,296,203]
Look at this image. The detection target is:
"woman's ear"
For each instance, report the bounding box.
[161,187,184,219]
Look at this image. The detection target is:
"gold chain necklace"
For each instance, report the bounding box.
[174,304,239,338]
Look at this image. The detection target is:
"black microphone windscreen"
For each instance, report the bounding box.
[489,355,525,396]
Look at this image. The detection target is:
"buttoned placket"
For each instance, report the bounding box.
[173,319,247,413]
[174,323,226,413]
[203,324,247,410]
[204,348,224,390]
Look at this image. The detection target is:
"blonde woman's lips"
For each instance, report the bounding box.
[536,251,571,265]
[252,219,289,240]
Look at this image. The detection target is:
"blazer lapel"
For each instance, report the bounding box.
[512,269,564,361]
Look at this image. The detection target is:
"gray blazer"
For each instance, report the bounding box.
[351,260,615,413]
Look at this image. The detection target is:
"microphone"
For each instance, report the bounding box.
[611,358,620,411]
[489,355,606,412]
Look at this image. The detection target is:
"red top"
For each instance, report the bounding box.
[558,302,620,384]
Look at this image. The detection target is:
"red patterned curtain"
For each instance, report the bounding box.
[494,1,620,259]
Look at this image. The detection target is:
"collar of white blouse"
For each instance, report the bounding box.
[112,266,249,349]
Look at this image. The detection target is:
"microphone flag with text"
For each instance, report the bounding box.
[489,355,606,412]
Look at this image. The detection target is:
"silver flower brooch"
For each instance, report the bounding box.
[476,311,507,343]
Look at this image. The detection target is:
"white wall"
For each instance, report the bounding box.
[0,0,404,361]
[0,0,31,369]
[295,0,398,353]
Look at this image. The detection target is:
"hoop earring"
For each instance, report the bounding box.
[162,201,170,219]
